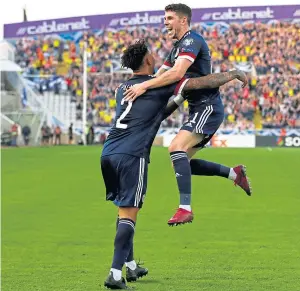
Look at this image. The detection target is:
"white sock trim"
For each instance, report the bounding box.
[173,94,185,105]
[179,205,192,211]
[229,168,237,181]
[125,260,137,270]
[110,268,122,281]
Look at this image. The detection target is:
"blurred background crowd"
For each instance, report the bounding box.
[13,21,300,130]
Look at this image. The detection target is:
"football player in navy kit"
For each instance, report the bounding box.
[125,4,252,227]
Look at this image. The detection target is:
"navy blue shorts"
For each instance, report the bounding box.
[101,154,148,208]
[181,97,224,148]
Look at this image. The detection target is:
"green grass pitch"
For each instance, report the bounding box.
[2,146,300,291]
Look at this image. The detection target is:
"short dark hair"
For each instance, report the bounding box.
[121,39,149,71]
[165,3,192,25]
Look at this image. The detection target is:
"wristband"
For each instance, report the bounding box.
[173,94,185,105]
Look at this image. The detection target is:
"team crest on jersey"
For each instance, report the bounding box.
[183,38,194,46]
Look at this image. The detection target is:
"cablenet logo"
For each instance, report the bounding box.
[16,18,90,36]
[293,9,300,17]
[201,7,274,21]
[109,13,164,27]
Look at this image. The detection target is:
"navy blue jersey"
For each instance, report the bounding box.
[163,30,220,113]
[102,75,182,162]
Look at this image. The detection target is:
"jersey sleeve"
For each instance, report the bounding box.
[177,35,202,64]
[162,51,172,70]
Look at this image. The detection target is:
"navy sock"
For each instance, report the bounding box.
[170,151,191,206]
[126,242,134,263]
[116,217,135,263]
[190,159,230,178]
[111,218,135,270]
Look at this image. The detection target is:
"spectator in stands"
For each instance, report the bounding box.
[54,80,60,95]
[41,122,50,146]
[54,125,62,145]
[22,125,31,146]
[68,123,73,144]
[86,124,95,145]
[49,126,54,145]
[11,123,19,147]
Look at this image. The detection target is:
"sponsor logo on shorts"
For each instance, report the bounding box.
[185,122,193,127]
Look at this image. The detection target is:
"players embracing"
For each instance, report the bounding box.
[101,38,248,289]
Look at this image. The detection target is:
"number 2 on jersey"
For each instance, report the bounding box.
[116,98,132,129]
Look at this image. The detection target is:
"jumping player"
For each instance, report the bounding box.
[124,4,252,226]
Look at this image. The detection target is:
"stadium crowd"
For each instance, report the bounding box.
[13,21,300,129]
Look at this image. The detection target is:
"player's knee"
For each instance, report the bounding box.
[118,207,139,222]
[168,141,188,153]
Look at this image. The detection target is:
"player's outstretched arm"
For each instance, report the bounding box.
[183,69,248,91]
[155,66,168,77]
[124,59,191,102]
[163,69,247,119]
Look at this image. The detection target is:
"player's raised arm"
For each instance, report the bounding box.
[155,49,179,77]
[182,69,248,92]
[155,53,172,77]
[155,66,168,77]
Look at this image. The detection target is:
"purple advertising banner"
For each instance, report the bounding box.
[4,5,300,38]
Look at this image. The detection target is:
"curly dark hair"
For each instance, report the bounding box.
[165,3,192,25]
[121,39,149,71]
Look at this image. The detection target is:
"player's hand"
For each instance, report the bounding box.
[124,83,147,101]
[235,69,248,88]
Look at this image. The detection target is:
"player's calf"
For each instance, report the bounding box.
[105,207,139,288]
[190,159,232,178]
[169,150,192,213]
[115,215,149,283]
[168,131,203,221]
[110,217,135,280]
[188,155,252,196]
